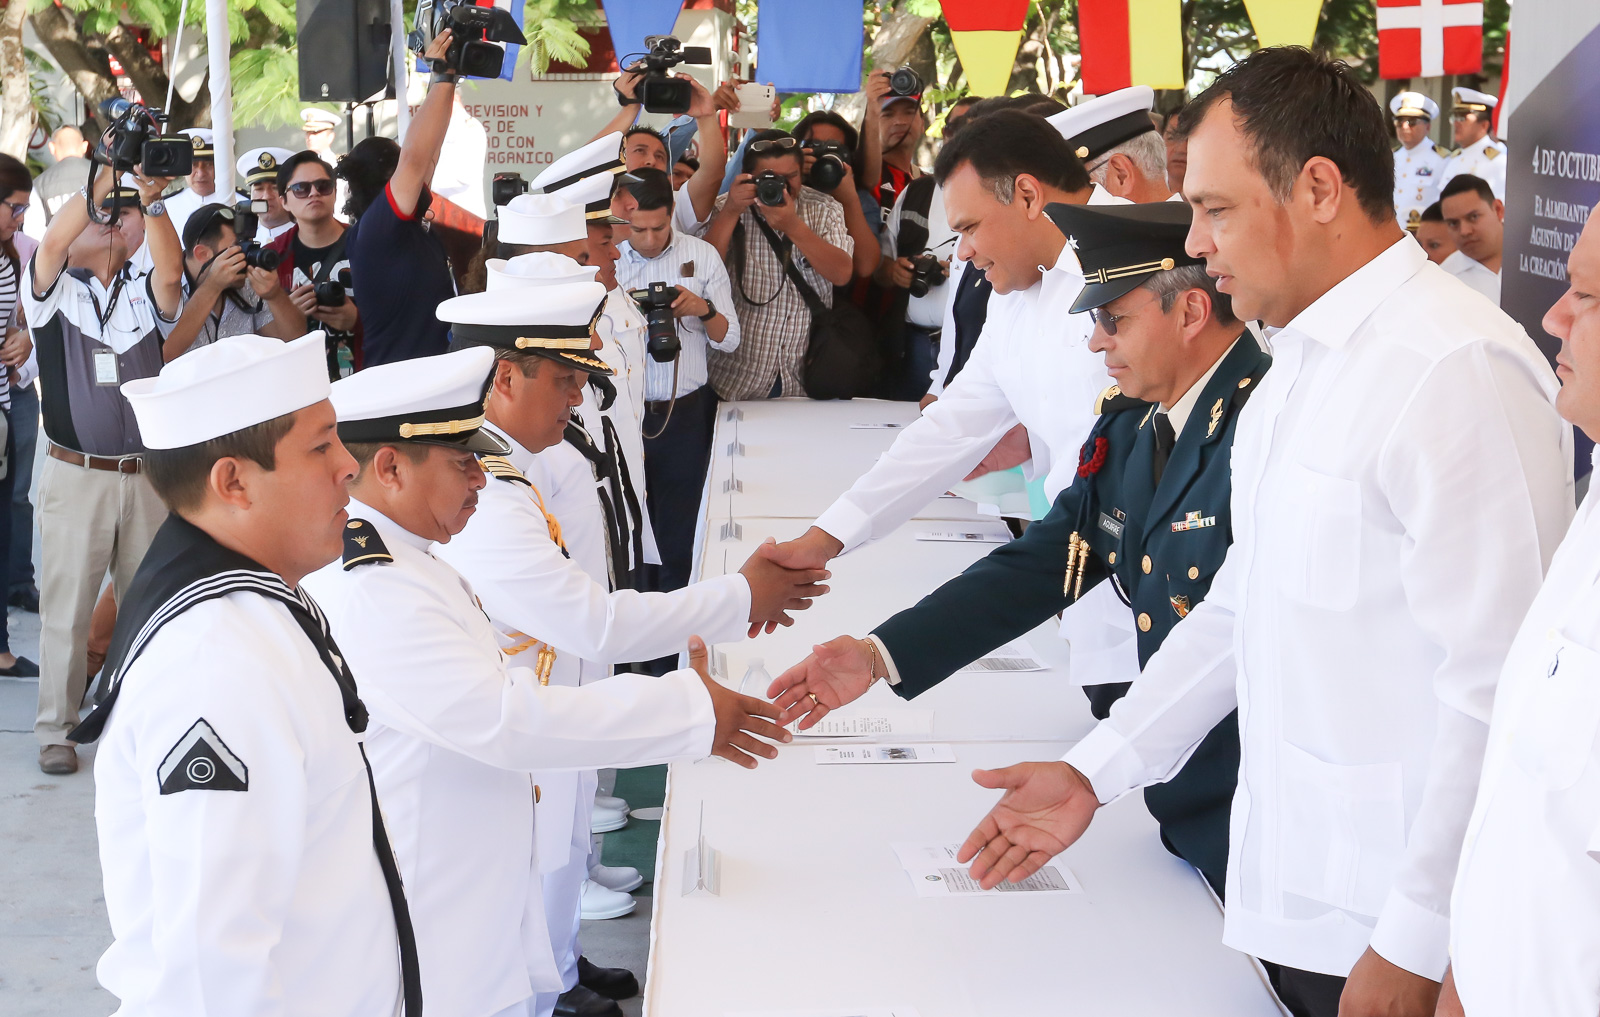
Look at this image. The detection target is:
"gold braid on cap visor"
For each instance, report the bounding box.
[1083,257,1177,285]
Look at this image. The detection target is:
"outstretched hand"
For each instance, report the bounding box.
[690,635,793,769]
[957,762,1100,889]
[739,537,831,636]
[766,635,877,728]
[964,424,1032,482]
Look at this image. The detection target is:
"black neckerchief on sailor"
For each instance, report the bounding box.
[599,414,646,581]
[564,413,630,591]
[70,513,424,1017]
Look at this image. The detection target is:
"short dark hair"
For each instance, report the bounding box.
[933,109,1090,198]
[1143,264,1237,325]
[624,167,674,212]
[742,129,801,175]
[792,110,859,152]
[1175,46,1393,223]
[144,412,299,514]
[676,155,699,172]
[624,126,668,161]
[345,440,432,473]
[276,150,333,193]
[1011,95,1067,117]
[1420,200,1444,223]
[336,137,400,220]
[1440,173,1496,206]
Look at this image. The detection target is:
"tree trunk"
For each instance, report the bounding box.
[0,0,33,159]
[835,7,936,125]
[102,24,209,130]
[28,6,118,120]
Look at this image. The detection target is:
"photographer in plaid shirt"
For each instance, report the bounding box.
[703,130,854,400]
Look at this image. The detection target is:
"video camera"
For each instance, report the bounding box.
[627,281,683,363]
[803,140,850,192]
[634,35,712,116]
[409,0,527,79]
[230,199,280,271]
[492,171,529,209]
[95,98,193,178]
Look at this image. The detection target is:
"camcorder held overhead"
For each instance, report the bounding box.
[230,200,280,271]
[409,0,527,80]
[491,171,529,209]
[633,35,712,116]
[628,281,683,363]
[95,98,193,178]
[803,140,850,192]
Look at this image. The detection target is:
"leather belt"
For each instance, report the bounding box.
[49,444,142,474]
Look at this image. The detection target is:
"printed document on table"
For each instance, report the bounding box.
[727,1008,922,1017]
[892,842,1083,898]
[790,709,935,740]
[815,744,956,764]
[956,639,1046,674]
[915,529,1011,543]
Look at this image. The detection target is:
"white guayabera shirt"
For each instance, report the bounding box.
[1064,237,1573,979]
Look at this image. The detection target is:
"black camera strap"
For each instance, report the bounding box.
[750,213,829,321]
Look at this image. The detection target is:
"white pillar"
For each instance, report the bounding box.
[391,0,410,141]
[205,0,233,193]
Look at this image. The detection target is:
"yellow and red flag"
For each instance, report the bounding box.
[1078,0,1184,94]
[940,0,1030,97]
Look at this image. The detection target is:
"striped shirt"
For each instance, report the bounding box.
[707,187,851,401]
[616,230,740,401]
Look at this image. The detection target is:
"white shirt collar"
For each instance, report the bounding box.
[1164,337,1240,436]
[348,498,432,552]
[619,233,677,264]
[483,420,540,473]
[1282,235,1425,350]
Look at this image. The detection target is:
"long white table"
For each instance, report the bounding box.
[647,398,1283,1016]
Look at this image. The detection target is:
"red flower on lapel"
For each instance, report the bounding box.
[1077,437,1108,478]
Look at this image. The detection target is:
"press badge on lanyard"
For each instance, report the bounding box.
[93,349,119,386]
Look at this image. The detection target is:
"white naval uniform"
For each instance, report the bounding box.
[93,592,402,1017]
[303,501,719,1017]
[576,287,658,567]
[1063,236,1572,980]
[1440,249,1501,304]
[812,184,1137,688]
[1450,446,1600,1015]
[163,185,222,242]
[434,425,751,1010]
[1439,135,1507,200]
[1392,139,1447,228]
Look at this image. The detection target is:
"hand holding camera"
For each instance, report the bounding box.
[669,288,710,321]
[94,99,193,179]
[725,173,760,213]
[751,172,798,230]
[246,263,285,300]
[802,141,853,195]
[632,36,714,115]
[627,281,683,363]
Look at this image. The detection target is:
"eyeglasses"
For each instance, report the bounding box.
[3,201,26,218]
[286,178,335,199]
[1089,290,1159,336]
[748,137,800,155]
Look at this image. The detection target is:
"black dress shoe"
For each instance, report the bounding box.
[8,585,38,613]
[577,955,639,1000]
[0,655,38,677]
[552,983,622,1017]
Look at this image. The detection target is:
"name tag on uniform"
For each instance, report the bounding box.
[93,349,120,386]
[1171,510,1216,532]
[1098,512,1124,538]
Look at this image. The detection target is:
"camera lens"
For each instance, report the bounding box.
[807,154,846,192]
[754,172,788,207]
[243,245,280,272]
[889,67,923,97]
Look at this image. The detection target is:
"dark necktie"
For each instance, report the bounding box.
[1152,412,1176,486]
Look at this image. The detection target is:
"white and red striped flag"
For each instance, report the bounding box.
[1376,0,1484,79]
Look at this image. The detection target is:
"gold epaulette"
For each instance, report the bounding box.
[1094,384,1151,416]
[479,454,531,486]
[341,518,392,570]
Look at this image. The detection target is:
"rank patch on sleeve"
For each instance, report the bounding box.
[158,718,249,795]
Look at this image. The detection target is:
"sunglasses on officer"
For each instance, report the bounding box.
[285,178,335,199]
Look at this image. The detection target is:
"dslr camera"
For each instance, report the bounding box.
[314,274,349,308]
[752,170,788,207]
[410,0,527,79]
[627,281,683,363]
[96,98,192,178]
[491,171,528,209]
[907,253,948,298]
[803,140,850,192]
[230,200,280,271]
[888,66,924,98]
[634,35,712,116]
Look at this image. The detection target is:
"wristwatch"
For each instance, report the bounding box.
[429,69,459,87]
[698,299,718,322]
[142,199,166,218]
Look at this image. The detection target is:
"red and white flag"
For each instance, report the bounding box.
[1376,0,1483,79]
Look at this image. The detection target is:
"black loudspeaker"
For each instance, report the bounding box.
[298,0,392,103]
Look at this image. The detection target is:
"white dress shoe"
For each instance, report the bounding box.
[589,863,644,894]
[590,804,628,834]
[594,794,629,812]
[580,878,637,920]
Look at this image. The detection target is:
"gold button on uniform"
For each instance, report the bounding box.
[1137,613,1152,632]
[1107,551,1117,565]
[1188,566,1200,580]
[1141,555,1152,574]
